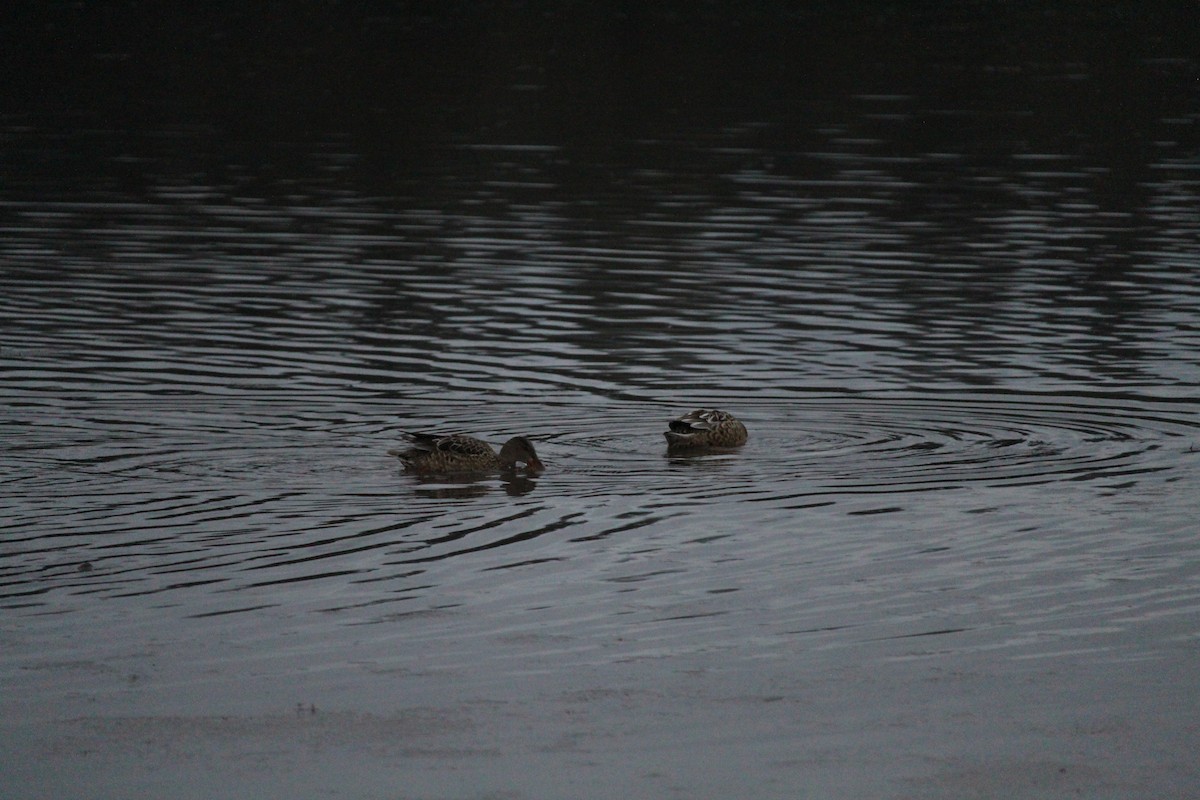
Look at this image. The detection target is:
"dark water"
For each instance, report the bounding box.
[2,4,1199,799]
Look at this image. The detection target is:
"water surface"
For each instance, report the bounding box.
[2,4,1199,799]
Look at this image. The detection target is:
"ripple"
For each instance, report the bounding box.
[761,394,1191,490]
[3,384,1197,617]
[4,101,1200,676]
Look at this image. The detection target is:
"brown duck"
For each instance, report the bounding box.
[390,432,544,474]
[664,409,748,450]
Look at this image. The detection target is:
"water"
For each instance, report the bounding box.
[2,4,1199,799]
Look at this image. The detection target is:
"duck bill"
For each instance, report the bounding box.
[526,458,545,474]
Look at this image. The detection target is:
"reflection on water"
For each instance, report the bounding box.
[1,3,1198,796]
[410,472,540,500]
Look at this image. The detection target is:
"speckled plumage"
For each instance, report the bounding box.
[391,432,543,474]
[664,409,748,450]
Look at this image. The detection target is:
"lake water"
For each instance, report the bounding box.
[2,4,1198,799]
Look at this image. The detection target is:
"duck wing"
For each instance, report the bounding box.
[433,434,495,458]
[669,409,731,433]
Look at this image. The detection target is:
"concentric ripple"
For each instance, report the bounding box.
[3,392,1195,617]
[750,394,1193,490]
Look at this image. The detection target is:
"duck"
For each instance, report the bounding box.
[664,409,748,450]
[390,432,544,474]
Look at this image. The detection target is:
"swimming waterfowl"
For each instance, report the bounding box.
[390,432,544,474]
[664,409,748,450]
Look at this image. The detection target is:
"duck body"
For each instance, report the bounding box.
[391,432,543,474]
[664,409,748,450]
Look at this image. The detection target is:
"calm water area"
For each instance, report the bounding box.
[2,4,1199,798]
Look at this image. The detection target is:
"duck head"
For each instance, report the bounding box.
[498,436,544,473]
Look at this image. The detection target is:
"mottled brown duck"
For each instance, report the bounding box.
[664,409,748,450]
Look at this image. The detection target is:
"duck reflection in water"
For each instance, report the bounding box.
[409,475,492,500]
[408,471,539,499]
